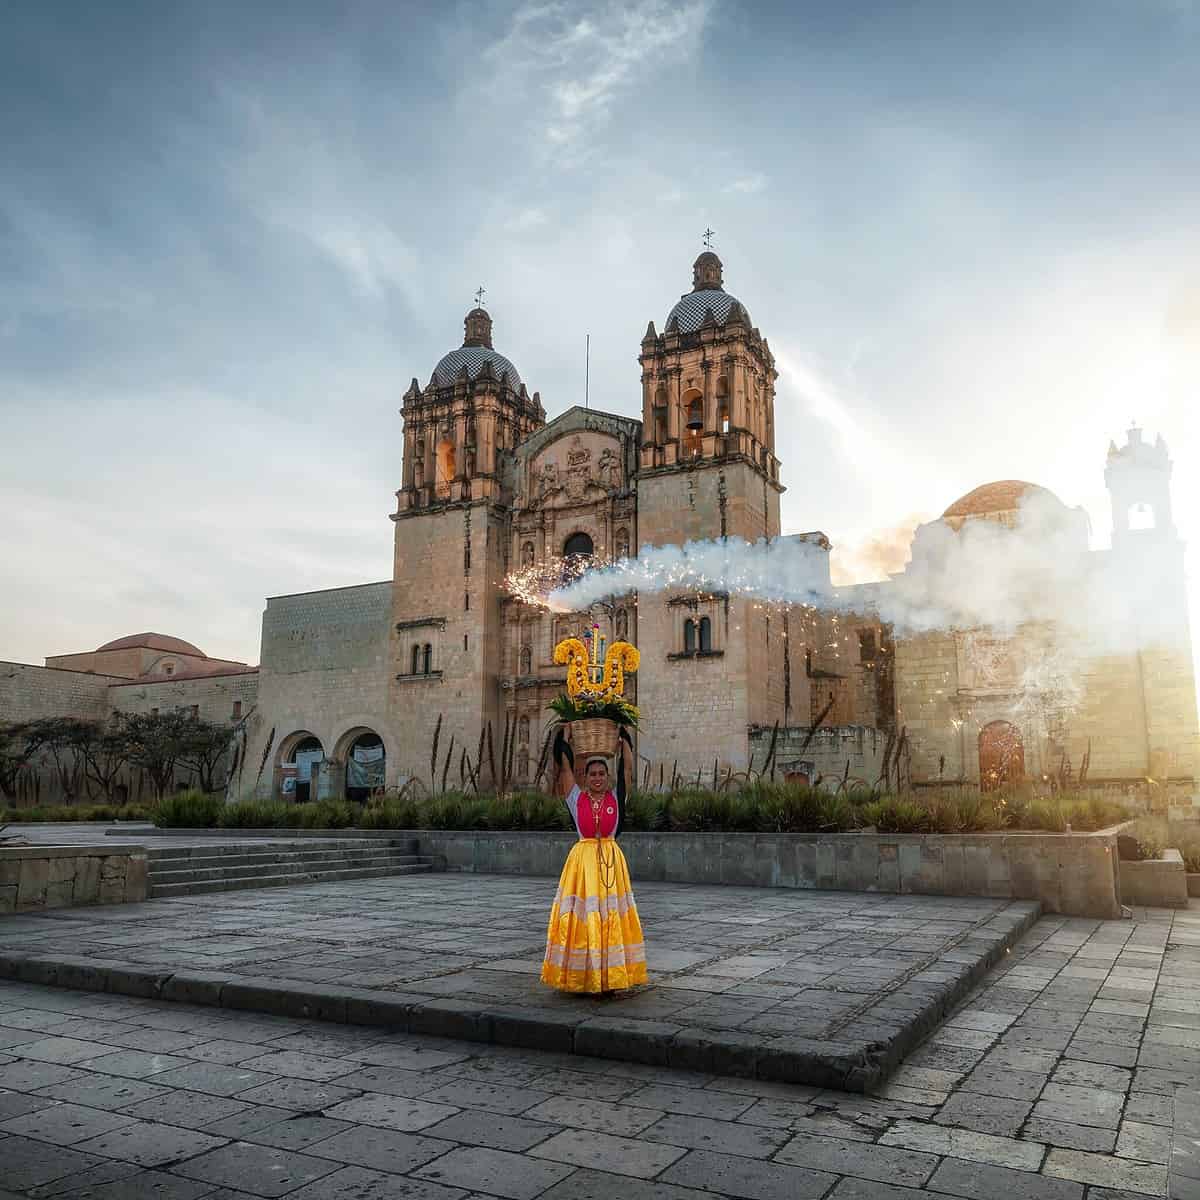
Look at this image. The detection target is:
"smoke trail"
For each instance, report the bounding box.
[546,490,1188,654]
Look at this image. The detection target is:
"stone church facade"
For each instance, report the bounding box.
[4,251,1197,803]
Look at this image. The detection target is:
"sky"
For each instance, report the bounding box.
[2,0,1199,673]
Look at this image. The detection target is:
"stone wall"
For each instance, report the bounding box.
[247,581,394,798]
[108,671,259,725]
[406,828,1123,918]
[0,661,117,724]
[0,846,148,912]
[748,725,888,785]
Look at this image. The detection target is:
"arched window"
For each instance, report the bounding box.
[411,644,420,675]
[716,376,730,433]
[519,646,532,676]
[563,531,594,559]
[653,385,668,443]
[615,609,628,640]
[699,616,712,653]
[436,439,456,494]
[422,643,433,674]
[685,395,703,431]
[1129,502,1156,531]
[615,527,630,558]
[518,715,530,745]
[521,541,535,567]
[684,619,696,654]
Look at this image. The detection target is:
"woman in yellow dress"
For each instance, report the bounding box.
[540,726,648,994]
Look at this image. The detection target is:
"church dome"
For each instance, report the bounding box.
[665,251,752,334]
[95,632,206,657]
[942,480,1063,519]
[430,306,523,388]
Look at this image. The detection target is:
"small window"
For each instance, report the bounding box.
[232,700,242,720]
[858,629,877,663]
[463,633,469,651]
[411,644,421,675]
[1129,502,1156,531]
[465,591,470,611]
[423,643,433,674]
[684,618,696,654]
[698,616,712,653]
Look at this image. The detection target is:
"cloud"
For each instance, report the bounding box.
[723,173,767,194]
[504,207,550,233]
[483,0,714,158]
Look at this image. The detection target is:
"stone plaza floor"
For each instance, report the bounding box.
[0,892,1196,1197]
[0,874,1038,1089]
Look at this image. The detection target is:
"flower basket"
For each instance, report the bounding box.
[569,717,621,760]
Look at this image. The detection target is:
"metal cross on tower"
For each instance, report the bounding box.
[702,228,715,249]
[474,285,486,307]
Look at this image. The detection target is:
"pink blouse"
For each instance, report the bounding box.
[565,785,619,838]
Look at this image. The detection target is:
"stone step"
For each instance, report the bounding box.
[147,861,436,898]
[145,837,417,860]
[148,848,421,873]
[151,853,424,885]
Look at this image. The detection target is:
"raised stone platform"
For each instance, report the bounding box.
[0,873,1038,1091]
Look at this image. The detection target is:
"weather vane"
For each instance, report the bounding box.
[474,285,486,307]
[702,227,715,249]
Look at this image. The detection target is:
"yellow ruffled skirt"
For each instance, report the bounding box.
[541,837,648,993]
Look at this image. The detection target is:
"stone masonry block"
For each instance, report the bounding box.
[74,856,101,905]
[16,858,48,908]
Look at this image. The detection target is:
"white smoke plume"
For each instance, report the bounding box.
[546,491,1189,655]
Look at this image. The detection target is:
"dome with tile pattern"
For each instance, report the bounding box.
[664,252,752,334]
[430,307,523,388]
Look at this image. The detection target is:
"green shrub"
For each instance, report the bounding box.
[1025,799,1068,832]
[484,791,570,831]
[753,783,823,833]
[155,790,223,828]
[419,791,488,830]
[218,799,297,828]
[622,790,667,831]
[297,799,355,829]
[359,795,420,829]
[0,801,156,823]
[667,787,753,832]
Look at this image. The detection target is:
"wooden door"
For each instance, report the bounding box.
[979,721,1025,792]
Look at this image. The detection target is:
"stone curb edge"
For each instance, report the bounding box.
[0,901,1039,1094]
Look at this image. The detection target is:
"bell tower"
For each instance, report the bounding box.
[1105,425,1176,548]
[637,250,783,542]
[634,247,787,771]
[389,304,545,785]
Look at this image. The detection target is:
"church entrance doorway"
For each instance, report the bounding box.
[978,721,1024,792]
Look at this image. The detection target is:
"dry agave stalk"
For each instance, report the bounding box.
[441,735,455,793]
[430,714,443,793]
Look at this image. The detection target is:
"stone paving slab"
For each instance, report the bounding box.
[0,900,1191,1199]
[0,873,1038,1091]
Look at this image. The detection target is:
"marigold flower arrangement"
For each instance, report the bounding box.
[550,631,641,729]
